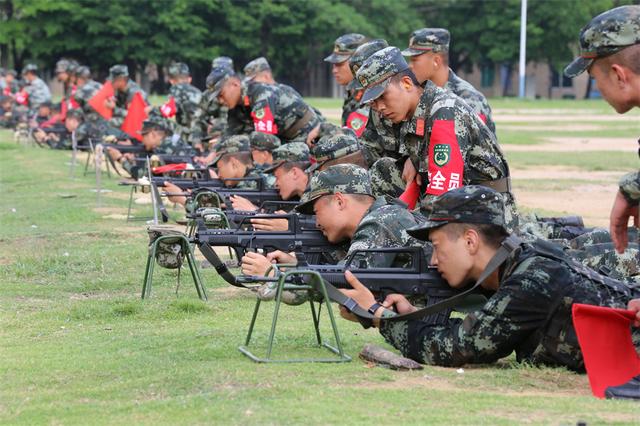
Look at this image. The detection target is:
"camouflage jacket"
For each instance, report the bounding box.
[342,88,369,137]
[360,109,402,166]
[190,88,229,144]
[400,81,515,226]
[444,69,496,134]
[341,197,424,268]
[234,167,276,190]
[169,82,202,135]
[619,170,640,204]
[74,118,129,147]
[156,134,196,157]
[238,81,320,143]
[379,237,640,370]
[25,77,52,110]
[113,80,148,120]
[74,80,102,113]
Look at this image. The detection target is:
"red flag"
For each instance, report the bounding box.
[88,80,114,120]
[121,92,148,141]
[15,90,28,106]
[160,96,176,118]
[572,303,640,398]
[152,163,188,175]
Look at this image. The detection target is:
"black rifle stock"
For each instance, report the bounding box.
[194,212,337,264]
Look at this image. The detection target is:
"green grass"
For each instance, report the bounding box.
[506,151,638,172]
[1,108,639,424]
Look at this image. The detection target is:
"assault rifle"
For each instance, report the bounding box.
[194,212,341,264]
[190,205,312,230]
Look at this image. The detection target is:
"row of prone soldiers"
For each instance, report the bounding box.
[23,20,640,397]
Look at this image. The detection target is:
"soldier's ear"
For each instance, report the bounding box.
[610,64,629,87]
[401,76,413,91]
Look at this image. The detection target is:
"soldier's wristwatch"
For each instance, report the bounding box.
[368,302,383,316]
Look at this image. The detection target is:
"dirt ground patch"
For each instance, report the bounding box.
[511,166,620,181]
[514,184,616,227]
[495,114,639,123]
[503,136,637,152]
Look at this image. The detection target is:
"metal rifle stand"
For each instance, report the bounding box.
[84,140,112,178]
[90,143,112,207]
[147,157,159,225]
[69,130,78,179]
[238,270,351,363]
[141,233,207,301]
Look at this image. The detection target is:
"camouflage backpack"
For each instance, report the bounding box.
[147,225,186,269]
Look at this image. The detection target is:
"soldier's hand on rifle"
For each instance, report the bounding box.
[610,190,639,253]
[241,252,275,277]
[251,217,288,232]
[338,271,380,323]
[163,181,188,206]
[628,299,640,327]
[105,146,122,161]
[265,250,296,265]
[229,195,258,212]
[382,294,417,315]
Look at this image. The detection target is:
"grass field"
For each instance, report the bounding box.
[1,99,639,424]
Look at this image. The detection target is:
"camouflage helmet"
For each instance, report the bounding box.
[141,114,172,135]
[75,65,91,80]
[109,64,129,80]
[147,225,186,269]
[356,46,410,104]
[296,164,373,214]
[21,63,38,76]
[564,5,640,78]
[264,142,310,172]
[243,57,271,80]
[402,28,451,56]
[206,67,236,96]
[209,134,250,166]
[168,62,190,78]
[307,133,361,173]
[249,131,281,151]
[65,108,85,121]
[211,56,234,70]
[324,33,368,64]
[407,186,508,241]
[55,59,70,74]
[348,39,389,90]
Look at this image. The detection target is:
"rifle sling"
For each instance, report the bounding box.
[325,234,523,323]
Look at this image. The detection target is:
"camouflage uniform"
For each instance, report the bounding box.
[109,65,148,128]
[166,62,202,141]
[209,67,321,143]
[22,64,51,110]
[564,6,640,276]
[297,164,424,268]
[379,186,640,369]
[307,132,365,176]
[350,40,405,199]
[73,66,102,116]
[402,28,495,134]
[324,33,369,133]
[55,59,75,100]
[210,134,275,189]
[357,47,517,230]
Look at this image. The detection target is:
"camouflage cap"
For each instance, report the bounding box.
[264,142,310,172]
[206,66,236,96]
[402,28,450,56]
[348,39,389,90]
[407,186,507,241]
[249,131,281,151]
[356,46,409,104]
[324,33,368,64]
[109,64,129,80]
[296,164,373,214]
[211,56,234,70]
[22,63,38,75]
[564,5,640,78]
[307,133,361,173]
[209,134,250,167]
[75,65,91,79]
[141,114,172,135]
[55,59,70,74]
[6,69,16,77]
[65,108,84,121]
[168,62,190,78]
[67,60,79,75]
[243,57,271,79]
